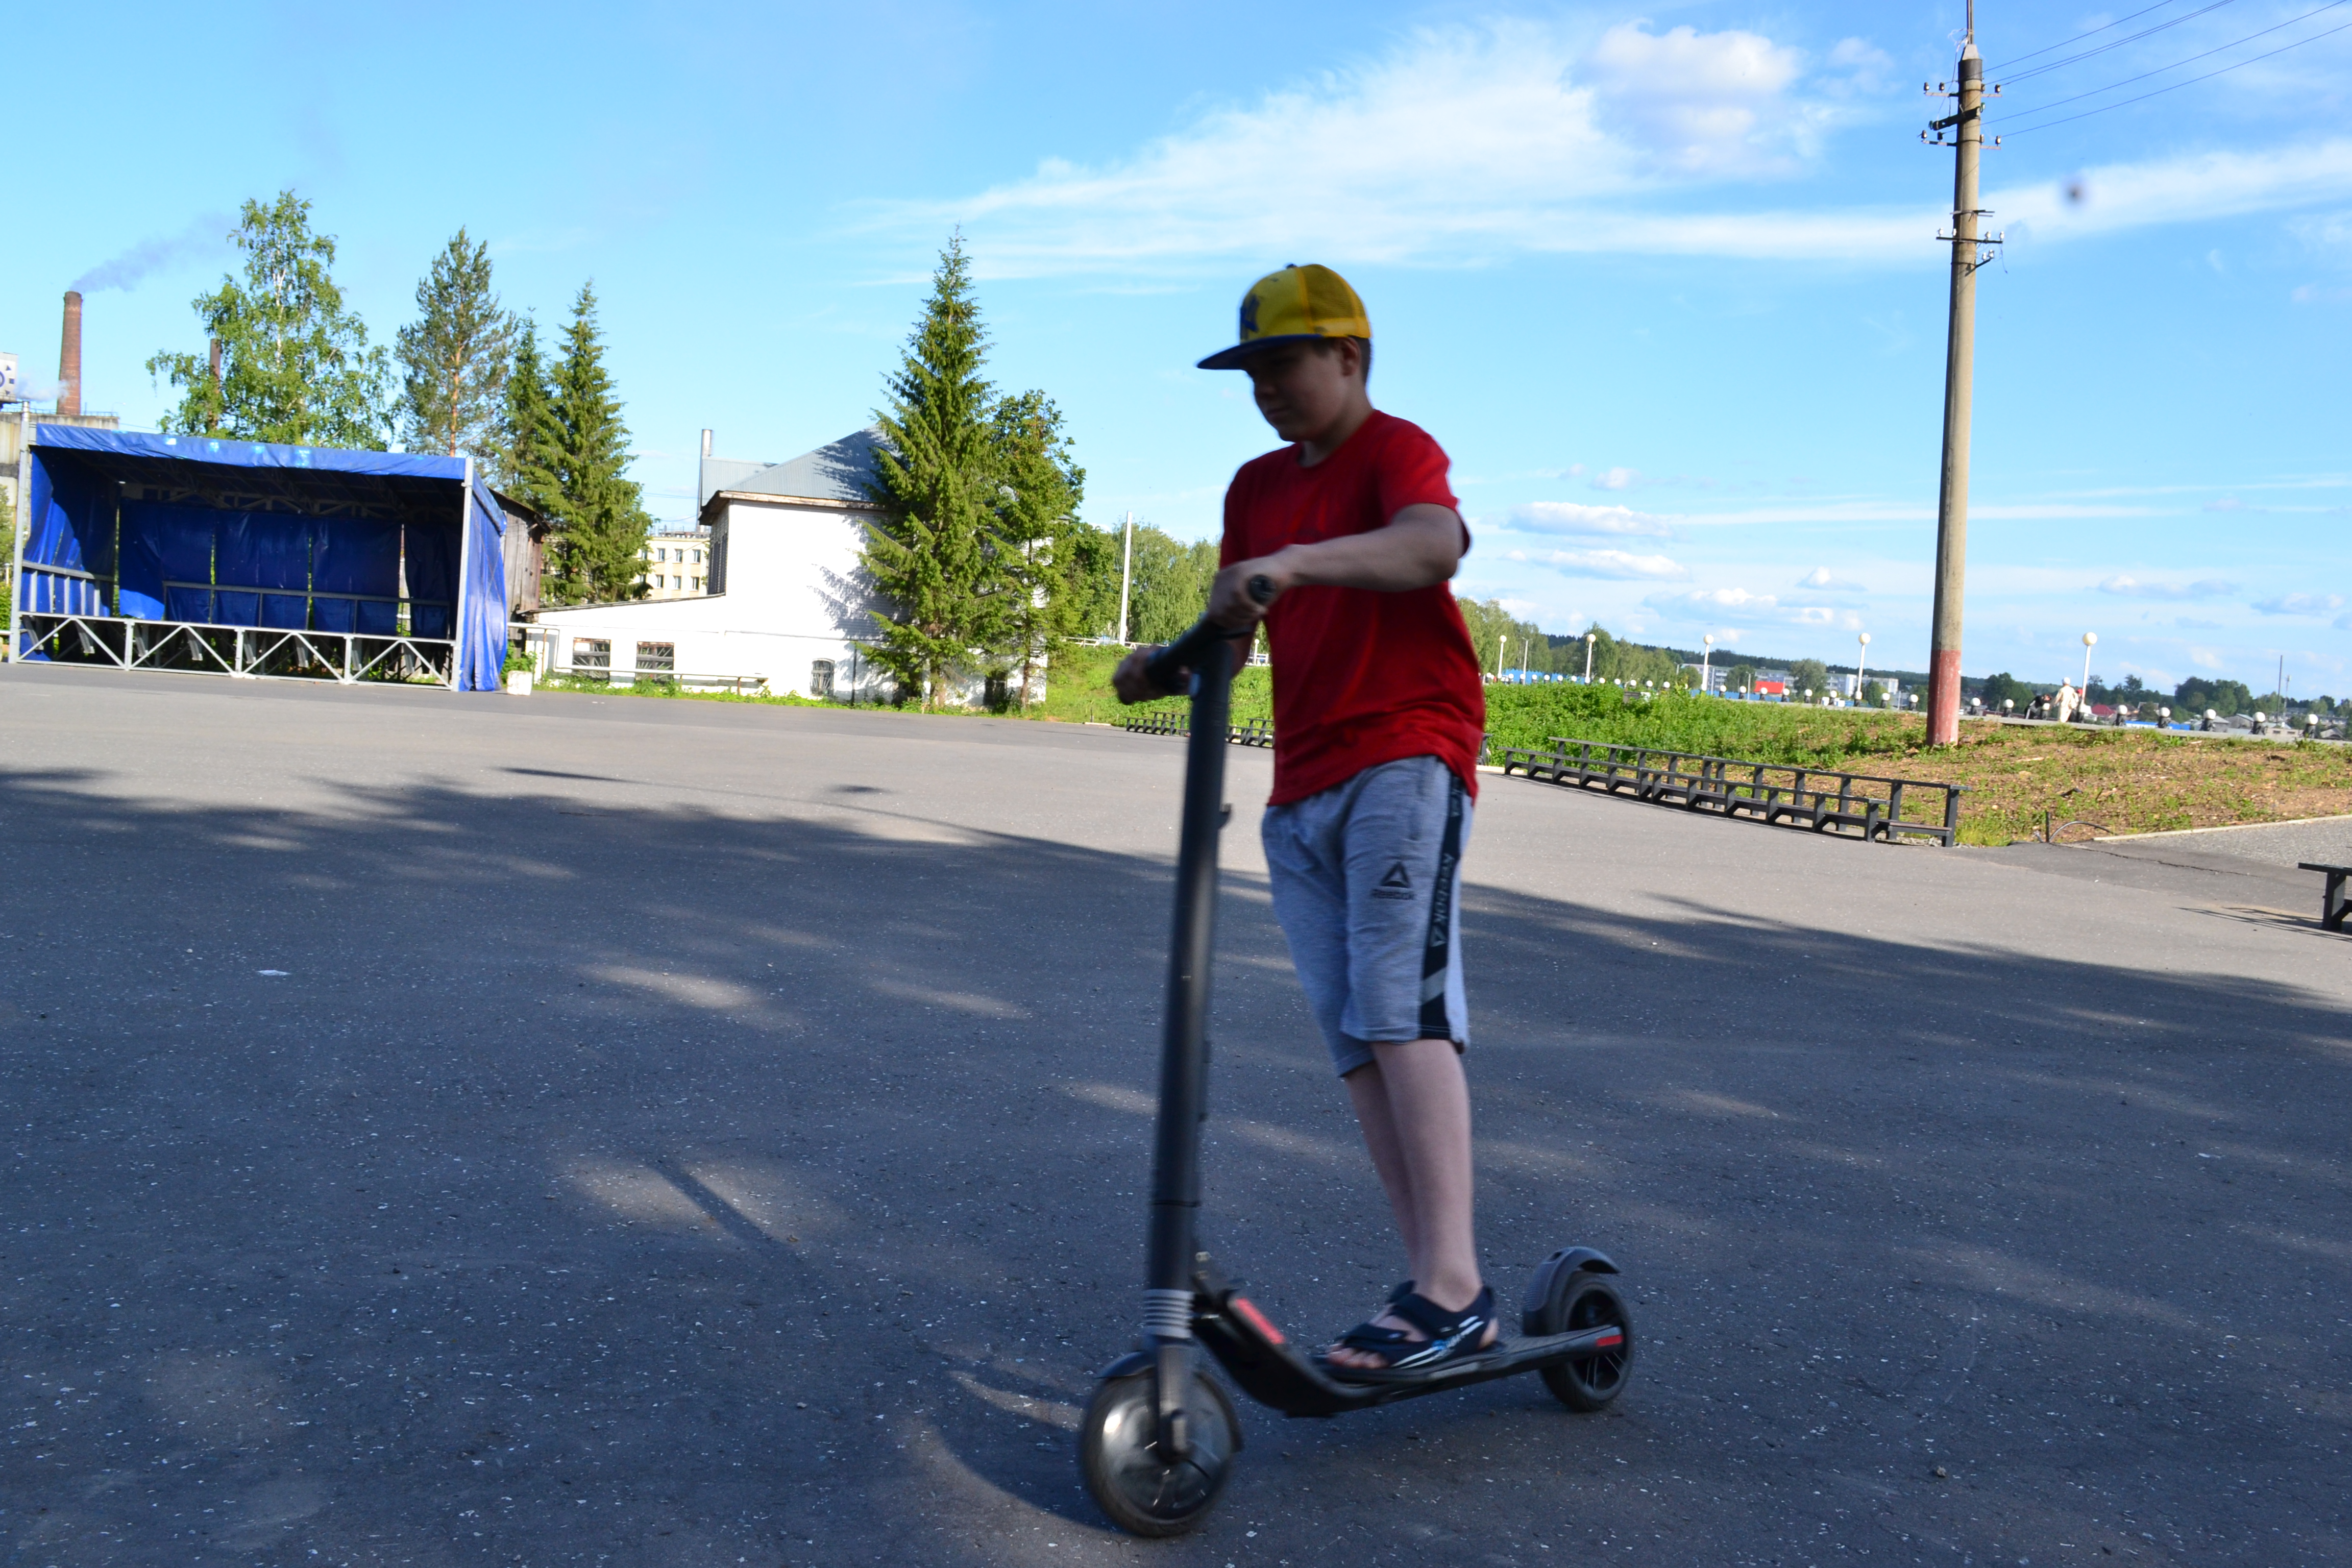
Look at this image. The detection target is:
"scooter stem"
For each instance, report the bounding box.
[1142,633,1236,1455]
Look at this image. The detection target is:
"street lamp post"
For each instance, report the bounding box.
[1583,631,1596,683]
[2080,631,2097,693]
[1701,634,1713,695]
[1857,631,1871,706]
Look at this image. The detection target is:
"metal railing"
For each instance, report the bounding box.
[1498,737,1966,846]
[1124,712,1274,747]
[543,669,770,695]
[15,611,456,687]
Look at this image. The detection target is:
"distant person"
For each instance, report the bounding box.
[1114,264,1496,1376]
[2053,682,2081,724]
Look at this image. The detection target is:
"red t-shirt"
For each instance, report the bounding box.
[1220,410,1486,806]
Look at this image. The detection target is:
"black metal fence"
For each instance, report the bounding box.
[1498,738,1965,846]
[1123,713,1275,748]
[1120,718,1966,846]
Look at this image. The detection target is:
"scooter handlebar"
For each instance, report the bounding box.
[1141,576,1277,694]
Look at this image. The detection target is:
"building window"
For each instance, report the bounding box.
[636,641,676,673]
[693,549,703,564]
[810,659,835,698]
[572,639,611,678]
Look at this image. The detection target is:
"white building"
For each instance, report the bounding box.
[526,429,894,699]
[636,527,711,600]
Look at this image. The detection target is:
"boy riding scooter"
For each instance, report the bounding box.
[1115,264,1494,1375]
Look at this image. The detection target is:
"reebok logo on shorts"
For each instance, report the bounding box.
[1371,861,1414,900]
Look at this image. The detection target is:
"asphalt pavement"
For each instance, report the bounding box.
[3,662,2347,1567]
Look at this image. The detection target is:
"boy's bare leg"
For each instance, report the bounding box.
[1329,1037,1491,1369]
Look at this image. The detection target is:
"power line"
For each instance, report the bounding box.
[2001,0,2350,118]
[1989,0,2208,70]
[2002,13,2352,133]
[2002,0,2240,84]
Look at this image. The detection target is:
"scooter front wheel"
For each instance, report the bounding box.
[1079,1364,1241,1537]
[1530,1268,1635,1412]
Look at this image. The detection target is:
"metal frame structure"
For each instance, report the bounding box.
[9,425,506,693]
[14,610,456,687]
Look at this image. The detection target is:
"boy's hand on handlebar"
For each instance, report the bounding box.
[1208,557,1287,629]
[1113,645,1169,704]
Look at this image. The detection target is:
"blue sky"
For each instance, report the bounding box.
[5,2,2347,693]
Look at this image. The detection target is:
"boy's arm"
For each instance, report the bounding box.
[1204,503,1462,629]
[1110,503,1462,703]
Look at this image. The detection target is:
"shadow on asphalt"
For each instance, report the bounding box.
[4,763,2348,1563]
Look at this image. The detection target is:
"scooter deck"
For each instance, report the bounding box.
[1191,1283,1624,1417]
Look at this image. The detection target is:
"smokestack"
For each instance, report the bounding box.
[700,428,713,457]
[58,290,83,416]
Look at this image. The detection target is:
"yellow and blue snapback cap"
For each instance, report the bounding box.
[1197,263,1371,370]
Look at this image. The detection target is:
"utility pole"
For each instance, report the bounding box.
[1117,512,1135,643]
[1924,4,1998,746]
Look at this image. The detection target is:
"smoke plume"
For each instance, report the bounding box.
[71,212,233,293]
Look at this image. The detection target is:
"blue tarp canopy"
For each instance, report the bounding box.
[13,425,507,692]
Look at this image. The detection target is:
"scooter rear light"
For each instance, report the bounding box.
[1229,1296,1285,1345]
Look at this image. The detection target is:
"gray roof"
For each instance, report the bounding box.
[706,427,887,511]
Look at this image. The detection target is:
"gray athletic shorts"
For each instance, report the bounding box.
[1260,754,1472,1078]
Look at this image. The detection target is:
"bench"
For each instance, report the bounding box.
[1499,737,1967,847]
[2298,863,2350,932]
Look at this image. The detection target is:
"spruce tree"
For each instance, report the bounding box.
[397,228,514,459]
[146,191,391,448]
[545,284,652,604]
[990,390,1091,707]
[498,317,560,511]
[862,235,1003,707]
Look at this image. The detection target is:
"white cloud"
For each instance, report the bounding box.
[868,19,1925,273]
[1640,585,1875,630]
[2253,592,2346,616]
[1796,566,1864,590]
[1647,586,1778,616]
[1590,467,1640,491]
[2099,575,2239,600]
[2002,143,2352,250]
[1824,37,1895,92]
[1583,22,1809,178]
[869,10,2352,276]
[2288,208,2352,250]
[1505,501,1671,537]
[1530,548,1689,580]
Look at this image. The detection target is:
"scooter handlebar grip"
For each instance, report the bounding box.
[1143,618,1233,694]
[1139,577,1275,694]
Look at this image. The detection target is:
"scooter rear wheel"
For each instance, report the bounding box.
[1079,1365,1241,1537]
[1530,1268,1635,1412]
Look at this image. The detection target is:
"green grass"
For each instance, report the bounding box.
[1480,684,1920,769]
[1030,642,1272,726]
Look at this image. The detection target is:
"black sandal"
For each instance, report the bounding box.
[1323,1285,1498,1379]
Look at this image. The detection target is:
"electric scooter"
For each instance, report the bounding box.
[1078,595,1636,1538]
